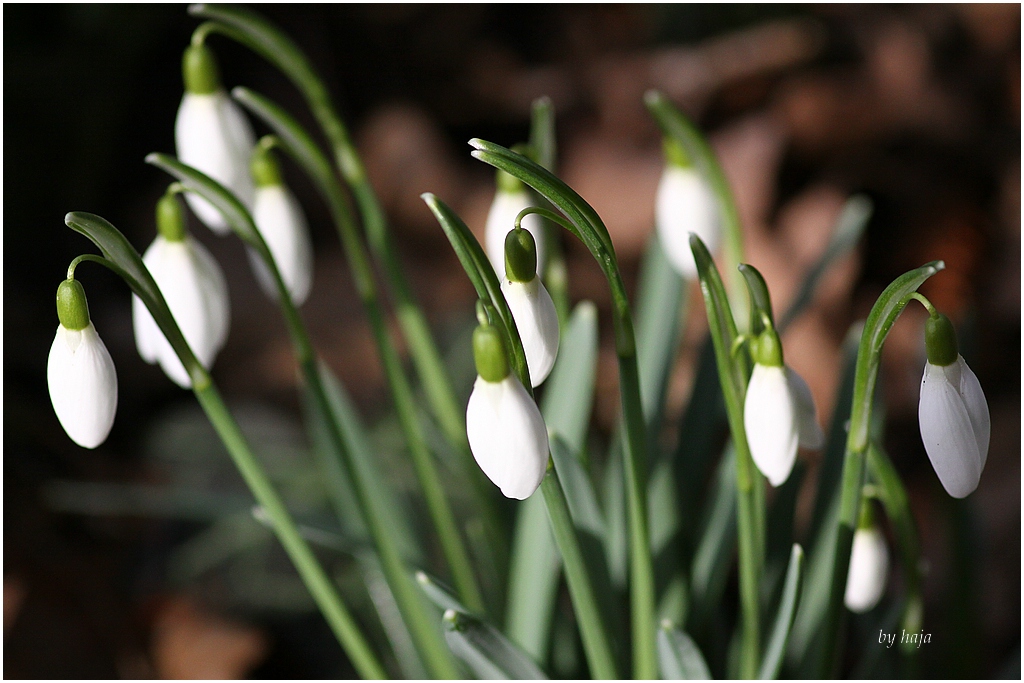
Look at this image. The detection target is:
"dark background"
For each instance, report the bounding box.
[5,4,1019,678]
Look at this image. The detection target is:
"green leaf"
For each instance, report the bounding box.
[417,570,471,615]
[635,235,687,438]
[63,211,203,384]
[658,622,713,679]
[687,445,737,631]
[778,195,872,332]
[506,302,599,662]
[758,544,804,679]
[443,609,548,680]
[309,361,423,565]
[529,96,557,172]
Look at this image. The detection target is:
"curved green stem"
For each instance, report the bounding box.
[144,154,462,678]
[817,261,944,676]
[467,140,657,679]
[63,211,384,678]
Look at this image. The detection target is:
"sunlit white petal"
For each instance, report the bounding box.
[655,166,720,279]
[919,357,986,498]
[844,526,889,613]
[175,91,256,234]
[744,363,798,487]
[249,185,314,305]
[132,236,230,388]
[501,278,559,387]
[485,190,546,280]
[47,323,118,449]
[466,375,549,500]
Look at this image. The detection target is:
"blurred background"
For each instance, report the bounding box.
[4,4,1019,679]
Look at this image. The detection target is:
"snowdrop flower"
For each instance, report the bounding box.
[844,504,889,613]
[248,143,314,305]
[47,278,118,449]
[485,170,545,280]
[175,43,256,234]
[466,317,549,500]
[743,325,824,486]
[132,192,230,388]
[654,138,720,279]
[500,227,559,387]
[918,312,989,498]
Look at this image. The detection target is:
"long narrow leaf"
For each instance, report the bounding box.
[443,609,548,680]
[658,622,713,679]
[758,544,804,679]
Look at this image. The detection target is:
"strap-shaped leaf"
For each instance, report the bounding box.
[688,445,737,631]
[64,211,203,384]
[443,609,548,680]
[758,544,804,679]
[778,195,871,332]
[658,622,713,679]
[540,301,598,455]
[738,263,773,337]
[417,571,470,614]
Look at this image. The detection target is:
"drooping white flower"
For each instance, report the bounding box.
[175,44,256,234]
[743,327,824,487]
[844,525,889,613]
[467,375,549,500]
[133,234,230,388]
[919,355,989,498]
[655,164,720,280]
[917,311,989,499]
[485,182,546,281]
[249,185,314,306]
[501,278,559,387]
[47,279,117,449]
[466,319,549,500]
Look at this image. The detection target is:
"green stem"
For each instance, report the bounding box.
[540,468,619,679]
[691,237,762,678]
[817,261,944,676]
[192,377,386,678]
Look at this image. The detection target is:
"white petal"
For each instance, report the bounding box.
[956,355,990,472]
[47,323,118,449]
[919,361,982,498]
[466,376,549,500]
[175,92,256,234]
[844,527,889,613]
[501,278,560,387]
[744,363,798,487]
[134,236,231,388]
[249,185,314,305]
[485,190,546,280]
[655,166,720,279]
[786,365,825,450]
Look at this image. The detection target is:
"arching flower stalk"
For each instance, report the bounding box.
[918,310,989,498]
[248,140,314,305]
[47,277,118,449]
[844,500,889,613]
[175,42,256,234]
[132,190,230,388]
[485,169,546,281]
[743,323,824,487]
[465,312,549,500]
[655,137,720,279]
[500,226,559,387]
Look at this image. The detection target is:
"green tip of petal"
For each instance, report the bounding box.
[56,279,90,330]
[925,312,958,366]
[182,43,220,94]
[473,324,510,382]
[504,227,537,282]
[156,192,187,242]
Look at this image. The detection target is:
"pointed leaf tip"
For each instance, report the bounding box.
[468,138,485,149]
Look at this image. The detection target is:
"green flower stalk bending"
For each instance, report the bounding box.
[62,211,385,679]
